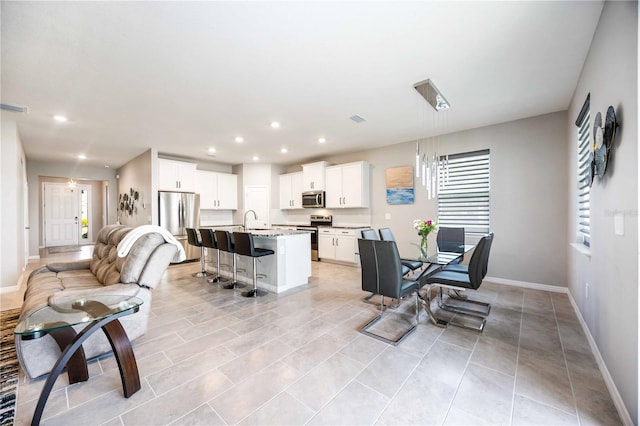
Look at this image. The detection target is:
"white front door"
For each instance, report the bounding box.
[44,183,79,247]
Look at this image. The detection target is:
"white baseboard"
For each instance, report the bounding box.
[566,292,634,426]
[28,255,40,261]
[0,284,19,294]
[489,276,633,425]
[484,276,568,293]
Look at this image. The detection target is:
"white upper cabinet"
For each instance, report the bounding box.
[326,161,370,209]
[302,161,329,191]
[325,161,370,208]
[195,170,238,210]
[279,172,303,209]
[158,159,197,192]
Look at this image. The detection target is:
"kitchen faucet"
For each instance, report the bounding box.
[243,209,257,230]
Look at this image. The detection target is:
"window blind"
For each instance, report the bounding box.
[437,149,490,234]
[576,94,591,246]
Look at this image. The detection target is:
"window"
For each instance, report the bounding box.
[437,149,490,234]
[576,94,591,246]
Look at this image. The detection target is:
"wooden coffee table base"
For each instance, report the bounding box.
[30,309,140,426]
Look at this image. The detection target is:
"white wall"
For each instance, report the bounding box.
[117,149,153,227]
[315,111,569,287]
[1,114,27,290]
[567,1,638,421]
[27,160,118,256]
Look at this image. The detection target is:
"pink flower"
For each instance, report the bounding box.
[426,220,432,225]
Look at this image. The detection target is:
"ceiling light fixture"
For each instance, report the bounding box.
[77,154,86,160]
[208,147,217,156]
[318,137,327,143]
[413,78,451,199]
[281,148,288,154]
[235,136,244,143]
[54,115,68,122]
[67,179,77,189]
[252,155,259,161]
[349,115,366,123]
[414,79,450,111]
[270,121,280,129]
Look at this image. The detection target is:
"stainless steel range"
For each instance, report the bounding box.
[296,215,332,261]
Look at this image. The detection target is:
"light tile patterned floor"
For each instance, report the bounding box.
[12,257,622,425]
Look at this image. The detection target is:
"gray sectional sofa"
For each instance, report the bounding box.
[16,224,178,379]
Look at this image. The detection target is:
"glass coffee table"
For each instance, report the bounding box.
[15,295,143,426]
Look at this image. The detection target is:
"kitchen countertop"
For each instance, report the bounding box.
[250,229,312,237]
[317,225,370,229]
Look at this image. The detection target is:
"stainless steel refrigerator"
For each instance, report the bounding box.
[158,191,200,262]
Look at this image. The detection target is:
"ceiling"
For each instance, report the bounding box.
[2,1,604,169]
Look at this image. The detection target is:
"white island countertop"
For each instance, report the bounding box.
[207,227,311,294]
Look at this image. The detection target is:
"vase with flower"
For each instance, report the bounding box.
[413,219,438,260]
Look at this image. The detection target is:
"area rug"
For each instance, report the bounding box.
[47,245,81,254]
[0,308,21,426]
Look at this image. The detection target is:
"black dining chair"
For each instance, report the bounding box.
[360,228,379,240]
[424,233,494,330]
[360,228,409,307]
[378,228,423,272]
[186,228,212,278]
[232,232,274,298]
[436,227,465,265]
[358,238,419,345]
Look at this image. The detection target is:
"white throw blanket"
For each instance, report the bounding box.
[117,225,186,263]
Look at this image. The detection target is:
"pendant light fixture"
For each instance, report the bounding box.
[414,79,450,199]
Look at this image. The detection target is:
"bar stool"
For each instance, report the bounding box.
[233,232,274,298]
[214,230,245,289]
[186,228,212,278]
[198,228,227,283]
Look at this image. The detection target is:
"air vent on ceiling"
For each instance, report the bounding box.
[350,115,366,123]
[1,103,29,113]
[414,79,450,111]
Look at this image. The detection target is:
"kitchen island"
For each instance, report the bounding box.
[207,228,311,294]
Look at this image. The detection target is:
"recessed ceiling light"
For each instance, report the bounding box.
[235,136,244,143]
[318,137,327,143]
[77,154,86,160]
[281,148,288,154]
[104,165,110,168]
[54,115,68,122]
[252,155,259,161]
[270,121,280,129]
[207,147,217,156]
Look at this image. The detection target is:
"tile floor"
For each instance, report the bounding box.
[9,252,622,425]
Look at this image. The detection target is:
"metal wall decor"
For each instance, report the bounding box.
[119,188,139,216]
[590,105,618,184]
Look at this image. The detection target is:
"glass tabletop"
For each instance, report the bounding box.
[15,295,143,337]
[415,244,476,265]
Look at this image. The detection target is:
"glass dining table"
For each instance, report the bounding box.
[410,244,476,327]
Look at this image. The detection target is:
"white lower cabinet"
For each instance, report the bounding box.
[318,228,360,264]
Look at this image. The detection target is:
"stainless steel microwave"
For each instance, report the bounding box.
[302,191,325,208]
